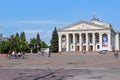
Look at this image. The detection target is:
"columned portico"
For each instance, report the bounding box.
[58,18,120,52]
[60,32,106,52]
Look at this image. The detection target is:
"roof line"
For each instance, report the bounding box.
[58,20,112,32]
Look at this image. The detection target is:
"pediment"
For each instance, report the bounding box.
[64,23,102,30]
[59,21,111,31]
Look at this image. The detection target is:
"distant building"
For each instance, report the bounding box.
[0,33,8,41]
[58,18,120,52]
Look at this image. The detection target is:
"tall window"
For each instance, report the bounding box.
[97,45,100,49]
[83,34,86,43]
[76,34,79,43]
[95,33,99,43]
[70,34,73,43]
[89,34,93,43]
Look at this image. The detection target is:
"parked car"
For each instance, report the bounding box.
[98,50,107,54]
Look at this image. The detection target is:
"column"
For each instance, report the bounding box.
[86,33,89,51]
[66,33,69,52]
[73,33,75,51]
[93,33,96,51]
[108,34,111,51]
[99,33,102,50]
[58,34,62,52]
[115,33,119,50]
[79,33,82,51]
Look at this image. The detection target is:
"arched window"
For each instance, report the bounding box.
[61,35,66,41]
[61,35,66,52]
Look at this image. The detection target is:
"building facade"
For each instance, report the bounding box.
[0,33,8,41]
[58,18,120,52]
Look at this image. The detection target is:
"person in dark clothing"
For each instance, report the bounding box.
[114,51,119,58]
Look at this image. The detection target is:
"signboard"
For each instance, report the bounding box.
[102,36,108,47]
[28,43,35,49]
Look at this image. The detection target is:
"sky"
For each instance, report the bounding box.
[0,0,120,44]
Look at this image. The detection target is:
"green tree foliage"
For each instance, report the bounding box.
[0,41,10,53]
[19,32,28,52]
[20,31,26,42]
[15,33,19,38]
[50,27,58,53]
[0,31,49,53]
[7,32,28,52]
[8,35,17,51]
[36,33,41,52]
[29,33,41,53]
[29,33,49,53]
[30,38,36,53]
[41,41,48,48]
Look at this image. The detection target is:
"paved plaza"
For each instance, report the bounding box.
[0,52,120,80]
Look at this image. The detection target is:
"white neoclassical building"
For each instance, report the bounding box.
[58,18,120,52]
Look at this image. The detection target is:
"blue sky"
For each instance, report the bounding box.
[0,0,120,44]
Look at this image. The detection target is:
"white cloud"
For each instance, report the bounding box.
[25,29,52,36]
[16,20,69,25]
[25,29,52,44]
[25,30,43,34]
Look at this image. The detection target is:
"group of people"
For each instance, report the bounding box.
[7,51,25,59]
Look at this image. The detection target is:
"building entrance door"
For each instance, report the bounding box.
[76,46,80,52]
[83,46,86,51]
[89,46,93,51]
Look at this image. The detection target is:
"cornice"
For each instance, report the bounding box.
[58,20,112,32]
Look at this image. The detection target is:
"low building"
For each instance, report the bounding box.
[0,33,8,41]
[58,18,120,52]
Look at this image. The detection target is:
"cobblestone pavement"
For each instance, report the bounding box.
[0,52,120,80]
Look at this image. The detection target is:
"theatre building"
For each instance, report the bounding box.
[58,18,120,52]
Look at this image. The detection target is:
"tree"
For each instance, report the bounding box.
[20,31,26,42]
[41,41,48,48]
[0,32,29,54]
[19,32,28,52]
[8,35,17,51]
[15,33,21,51]
[29,33,41,53]
[15,33,19,39]
[0,41,9,53]
[8,32,28,52]
[36,33,41,52]
[50,27,58,53]
[30,38,36,53]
